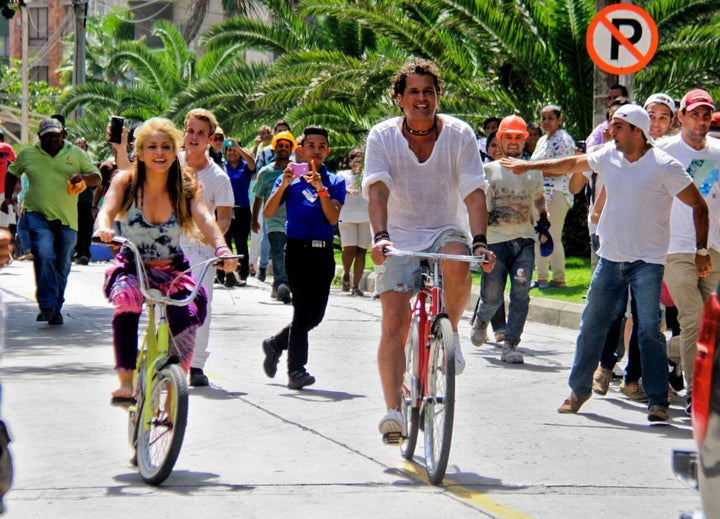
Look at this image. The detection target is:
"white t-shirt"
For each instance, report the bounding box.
[337,169,369,223]
[587,144,691,264]
[178,155,234,258]
[362,115,486,250]
[484,160,544,244]
[657,134,720,254]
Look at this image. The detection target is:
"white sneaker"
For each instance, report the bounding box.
[453,332,465,375]
[500,341,524,364]
[378,409,406,437]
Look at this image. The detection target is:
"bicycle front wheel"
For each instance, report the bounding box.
[400,314,420,460]
[136,363,189,485]
[423,316,455,485]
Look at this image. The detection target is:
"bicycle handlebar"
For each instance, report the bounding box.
[93,236,242,306]
[384,246,488,264]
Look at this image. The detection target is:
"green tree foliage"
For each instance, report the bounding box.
[0,60,61,114]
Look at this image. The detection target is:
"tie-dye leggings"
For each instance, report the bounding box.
[104,254,208,373]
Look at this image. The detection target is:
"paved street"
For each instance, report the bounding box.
[0,259,701,518]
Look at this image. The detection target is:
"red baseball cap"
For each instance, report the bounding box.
[711,112,720,130]
[680,89,715,112]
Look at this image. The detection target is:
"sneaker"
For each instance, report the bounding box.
[287,369,315,390]
[592,366,613,395]
[453,332,465,375]
[470,318,488,347]
[620,380,648,402]
[262,338,282,378]
[685,395,692,416]
[276,283,292,304]
[669,360,685,392]
[37,309,54,322]
[48,312,64,325]
[558,391,590,414]
[77,256,89,265]
[215,271,225,285]
[189,367,209,387]
[648,404,670,423]
[351,288,364,297]
[257,267,267,282]
[223,272,238,287]
[500,341,524,363]
[237,278,247,287]
[378,408,406,443]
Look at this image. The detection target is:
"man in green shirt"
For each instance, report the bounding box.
[251,131,294,304]
[0,118,100,325]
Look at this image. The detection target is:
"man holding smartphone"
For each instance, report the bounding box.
[260,126,346,390]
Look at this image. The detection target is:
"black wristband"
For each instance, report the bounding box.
[374,230,390,244]
[472,234,487,245]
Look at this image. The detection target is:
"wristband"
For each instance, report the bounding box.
[373,231,390,244]
[318,188,328,197]
[215,246,232,257]
[472,234,487,246]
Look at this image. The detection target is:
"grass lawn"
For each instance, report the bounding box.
[331,246,592,305]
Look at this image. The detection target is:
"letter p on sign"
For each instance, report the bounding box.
[586,4,658,75]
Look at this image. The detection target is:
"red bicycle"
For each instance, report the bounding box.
[384,247,486,484]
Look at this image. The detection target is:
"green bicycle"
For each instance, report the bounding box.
[105,236,236,485]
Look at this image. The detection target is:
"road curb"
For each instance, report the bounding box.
[337,267,584,331]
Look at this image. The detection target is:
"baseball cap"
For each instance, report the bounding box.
[271,130,296,152]
[711,112,720,130]
[612,104,655,145]
[496,115,529,138]
[643,93,676,113]
[38,118,64,137]
[680,89,715,112]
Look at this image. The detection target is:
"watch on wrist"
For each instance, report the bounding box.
[697,247,710,256]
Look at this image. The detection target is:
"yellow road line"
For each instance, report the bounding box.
[394,462,535,519]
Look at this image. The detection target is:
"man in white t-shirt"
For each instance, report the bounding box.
[658,89,720,413]
[179,109,234,387]
[502,104,709,423]
[470,115,545,364]
[363,59,495,443]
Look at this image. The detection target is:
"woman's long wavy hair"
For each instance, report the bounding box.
[118,117,199,235]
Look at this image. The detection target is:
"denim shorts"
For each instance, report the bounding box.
[374,229,470,296]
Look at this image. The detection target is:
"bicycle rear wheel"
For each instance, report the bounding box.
[400,314,420,460]
[423,316,455,485]
[136,363,188,485]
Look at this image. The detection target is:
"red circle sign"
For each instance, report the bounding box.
[586,4,658,75]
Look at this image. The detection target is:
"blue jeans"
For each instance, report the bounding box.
[570,258,668,407]
[260,219,270,269]
[267,232,288,289]
[474,238,534,346]
[25,212,77,313]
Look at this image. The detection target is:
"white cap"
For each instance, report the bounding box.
[643,93,676,113]
[613,104,655,145]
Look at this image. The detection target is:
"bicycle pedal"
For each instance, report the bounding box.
[382,432,405,445]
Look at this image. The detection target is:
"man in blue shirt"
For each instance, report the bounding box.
[261,126,346,389]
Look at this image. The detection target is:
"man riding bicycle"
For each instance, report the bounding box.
[363,59,495,441]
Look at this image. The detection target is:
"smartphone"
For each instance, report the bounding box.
[109,116,124,144]
[289,162,309,177]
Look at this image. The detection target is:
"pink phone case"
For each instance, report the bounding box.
[290,163,308,177]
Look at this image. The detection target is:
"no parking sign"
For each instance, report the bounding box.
[586,4,658,74]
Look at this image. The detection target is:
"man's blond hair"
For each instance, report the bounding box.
[184,108,218,135]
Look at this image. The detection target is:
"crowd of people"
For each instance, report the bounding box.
[2,60,720,447]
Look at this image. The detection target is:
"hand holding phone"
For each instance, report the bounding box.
[289,162,308,177]
[109,116,124,144]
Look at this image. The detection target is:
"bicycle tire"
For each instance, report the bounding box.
[423,316,455,485]
[400,314,420,460]
[136,363,189,485]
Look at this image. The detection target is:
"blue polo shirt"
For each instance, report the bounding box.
[225,160,254,207]
[271,164,345,241]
